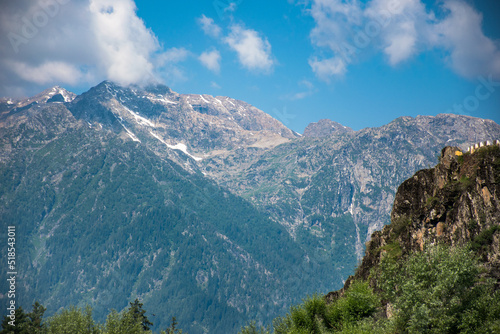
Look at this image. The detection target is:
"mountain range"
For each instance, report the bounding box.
[259,144,500,333]
[1,82,499,333]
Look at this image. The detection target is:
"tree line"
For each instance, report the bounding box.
[0,299,184,334]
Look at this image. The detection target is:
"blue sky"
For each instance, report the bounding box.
[1,0,499,133]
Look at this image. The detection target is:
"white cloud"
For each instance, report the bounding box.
[225,2,238,13]
[0,0,188,96]
[309,57,347,80]
[365,0,430,66]
[383,21,417,65]
[88,0,158,86]
[0,0,97,95]
[157,47,190,65]
[307,0,500,81]
[198,14,222,38]
[225,25,274,73]
[9,60,83,85]
[199,50,221,73]
[434,0,500,79]
[197,15,274,75]
[309,0,363,53]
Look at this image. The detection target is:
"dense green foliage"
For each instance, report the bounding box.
[0,303,46,334]
[471,225,500,252]
[295,214,362,284]
[378,244,500,333]
[270,281,380,334]
[0,300,182,334]
[240,243,500,334]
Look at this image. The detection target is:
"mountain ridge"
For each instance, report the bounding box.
[1,81,500,332]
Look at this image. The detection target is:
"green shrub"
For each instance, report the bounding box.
[391,217,411,238]
[379,244,499,333]
[467,220,479,233]
[379,241,402,259]
[272,281,380,334]
[334,318,396,334]
[327,280,380,330]
[425,196,439,207]
[273,294,329,334]
[471,225,500,252]
[458,175,472,190]
[46,306,99,334]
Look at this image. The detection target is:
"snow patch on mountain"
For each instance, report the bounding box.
[200,95,209,103]
[149,131,166,144]
[167,143,202,161]
[56,87,76,102]
[149,131,202,161]
[123,125,141,142]
[122,105,154,127]
[148,96,177,105]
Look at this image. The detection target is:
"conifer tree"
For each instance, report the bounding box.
[0,307,29,334]
[126,299,153,331]
[28,302,47,333]
[163,317,184,334]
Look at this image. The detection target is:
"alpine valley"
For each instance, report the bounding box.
[1,82,499,333]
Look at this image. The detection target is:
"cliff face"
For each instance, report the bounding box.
[330,144,500,301]
[391,145,500,254]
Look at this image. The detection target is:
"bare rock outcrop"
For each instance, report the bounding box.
[328,144,500,302]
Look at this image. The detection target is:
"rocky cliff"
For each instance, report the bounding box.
[330,143,500,302]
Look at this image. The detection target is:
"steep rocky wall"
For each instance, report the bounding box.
[328,144,500,302]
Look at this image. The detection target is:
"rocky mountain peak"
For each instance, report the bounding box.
[0,86,77,117]
[65,81,298,163]
[302,119,354,137]
[27,86,76,104]
[2,86,77,110]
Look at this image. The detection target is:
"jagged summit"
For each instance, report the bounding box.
[303,119,354,137]
[142,82,173,95]
[0,86,76,110]
[25,86,76,105]
[66,81,298,162]
[0,86,77,118]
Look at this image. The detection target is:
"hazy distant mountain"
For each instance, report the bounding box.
[1,81,499,332]
[302,119,354,137]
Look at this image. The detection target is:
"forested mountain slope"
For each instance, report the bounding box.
[1,82,499,332]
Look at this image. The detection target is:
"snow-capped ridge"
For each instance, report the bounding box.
[12,86,77,108]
